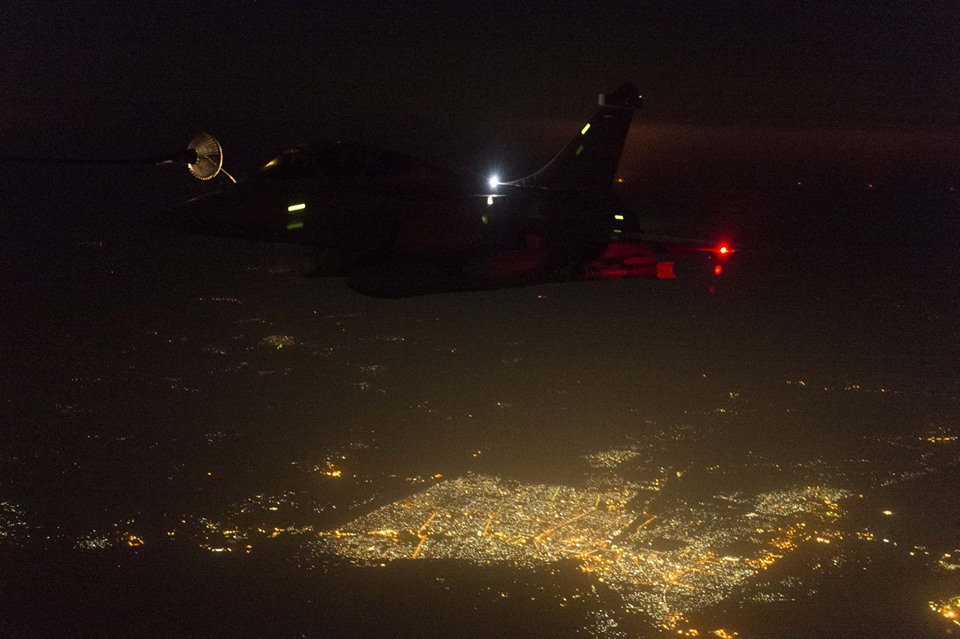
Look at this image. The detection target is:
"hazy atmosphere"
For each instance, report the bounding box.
[2,2,958,637]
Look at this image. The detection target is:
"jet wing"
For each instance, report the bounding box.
[614,232,738,256]
[585,231,739,280]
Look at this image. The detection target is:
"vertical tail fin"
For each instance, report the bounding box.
[504,83,641,193]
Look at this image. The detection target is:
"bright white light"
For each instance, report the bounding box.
[488,175,499,189]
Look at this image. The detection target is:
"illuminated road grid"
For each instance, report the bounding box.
[314,456,851,628]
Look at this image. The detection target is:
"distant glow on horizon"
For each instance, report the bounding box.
[286,222,304,230]
[287,203,306,212]
[581,122,591,135]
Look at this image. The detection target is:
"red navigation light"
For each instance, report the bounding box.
[714,264,723,276]
[718,245,729,255]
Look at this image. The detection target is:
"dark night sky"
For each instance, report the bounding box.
[2,7,959,636]
[3,0,958,168]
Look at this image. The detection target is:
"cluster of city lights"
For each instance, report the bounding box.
[312,464,853,629]
[929,596,960,628]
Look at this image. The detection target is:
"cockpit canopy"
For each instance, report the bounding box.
[255,142,455,183]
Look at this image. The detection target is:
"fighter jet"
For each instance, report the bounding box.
[154,83,736,297]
